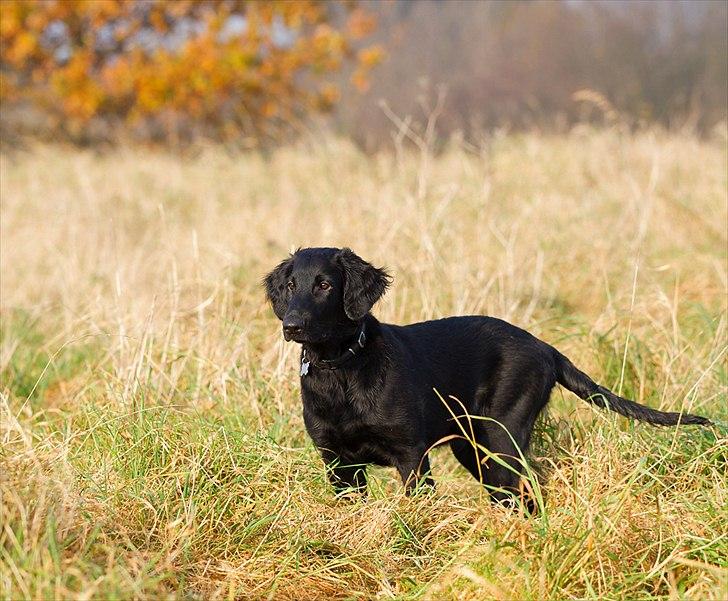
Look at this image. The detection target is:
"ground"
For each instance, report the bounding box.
[1,128,726,599]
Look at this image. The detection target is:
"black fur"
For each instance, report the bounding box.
[264,256,295,319]
[337,248,392,321]
[264,247,712,504]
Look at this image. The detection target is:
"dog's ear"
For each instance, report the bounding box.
[336,248,391,321]
[263,256,294,320]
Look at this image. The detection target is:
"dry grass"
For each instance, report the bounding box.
[1,127,726,600]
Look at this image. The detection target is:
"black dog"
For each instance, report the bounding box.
[264,247,711,504]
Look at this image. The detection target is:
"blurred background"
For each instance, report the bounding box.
[2,0,726,149]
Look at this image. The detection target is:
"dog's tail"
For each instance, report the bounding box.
[553,351,712,426]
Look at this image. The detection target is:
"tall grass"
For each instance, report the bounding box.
[1,128,726,600]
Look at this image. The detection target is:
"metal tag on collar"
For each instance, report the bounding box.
[300,351,310,376]
[357,328,366,348]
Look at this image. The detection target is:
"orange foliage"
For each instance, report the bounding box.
[0,0,383,141]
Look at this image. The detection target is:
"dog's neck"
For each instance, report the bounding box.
[302,316,375,368]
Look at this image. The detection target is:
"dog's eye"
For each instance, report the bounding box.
[319,281,331,291]
[286,281,295,291]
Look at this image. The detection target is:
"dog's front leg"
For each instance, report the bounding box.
[396,451,434,495]
[320,449,368,498]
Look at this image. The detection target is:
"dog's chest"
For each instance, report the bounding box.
[302,383,401,463]
[304,384,370,425]
[301,372,374,414]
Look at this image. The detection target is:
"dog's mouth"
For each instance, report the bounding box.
[283,331,305,343]
[283,329,327,344]
[281,322,358,345]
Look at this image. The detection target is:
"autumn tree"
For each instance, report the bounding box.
[0,0,383,143]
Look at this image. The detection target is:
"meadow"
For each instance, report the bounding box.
[1,128,726,600]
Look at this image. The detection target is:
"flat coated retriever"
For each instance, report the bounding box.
[264,247,711,506]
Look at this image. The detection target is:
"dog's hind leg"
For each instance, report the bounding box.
[449,423,528,506]
[480,384,551,511]
[450,427,489,483]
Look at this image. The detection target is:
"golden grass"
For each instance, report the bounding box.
[1,127,726,600]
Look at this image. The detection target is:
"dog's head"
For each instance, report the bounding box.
[264,247,390,343]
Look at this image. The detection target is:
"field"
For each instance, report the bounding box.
[1,128,726,600]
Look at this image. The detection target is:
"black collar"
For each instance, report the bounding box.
[301,322,367,373]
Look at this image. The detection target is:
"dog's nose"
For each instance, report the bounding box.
[282,315,304,339]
